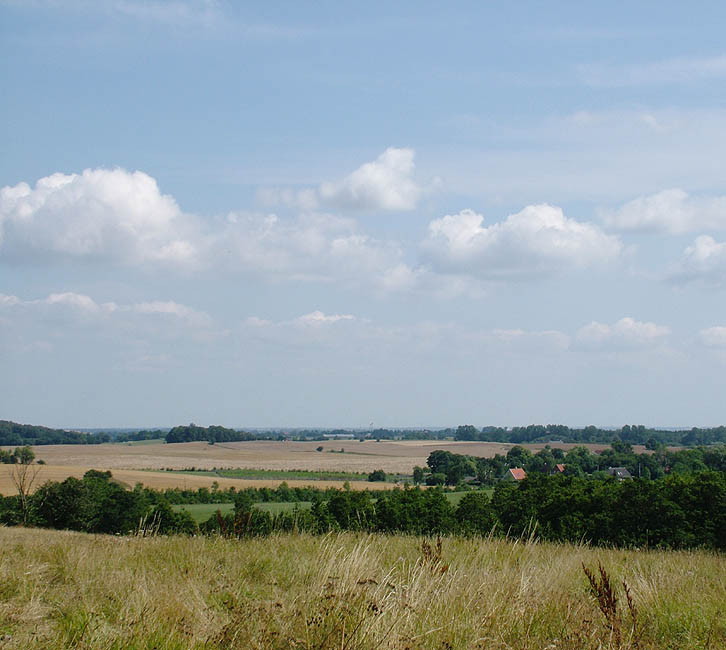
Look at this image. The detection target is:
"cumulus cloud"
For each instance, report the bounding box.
[0,168,199,266]
[603,189,726,233]
[294,310,354,325]
[0,168,407,287]
[421,205,621,279]
[669,235,726,286]
[576,317,670,348]
[319,147,421,211]
[219,211,403,285]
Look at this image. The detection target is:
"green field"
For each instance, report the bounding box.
[173,492,489,523]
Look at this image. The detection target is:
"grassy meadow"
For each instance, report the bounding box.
[0,527,723,649]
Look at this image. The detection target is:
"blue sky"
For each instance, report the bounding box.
[2,0,726,428]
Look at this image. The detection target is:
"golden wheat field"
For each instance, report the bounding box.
[0,527,723,649]
[0,464,399,496]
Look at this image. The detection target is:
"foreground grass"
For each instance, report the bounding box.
[0,528,723,649]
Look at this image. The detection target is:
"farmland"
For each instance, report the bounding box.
[0,438,664,495]
[3,438,644,474]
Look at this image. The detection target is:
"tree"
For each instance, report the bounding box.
[455,425,479,441]
[368,469,386,482]
[412,466,425,485]
[8,447,40,525]
[456,491,495,535]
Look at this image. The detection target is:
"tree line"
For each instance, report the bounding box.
[453,423,726,446]
[164,424,263,443]
[0,421,112,446]
[5,418,726,447]
[1,468,724,550]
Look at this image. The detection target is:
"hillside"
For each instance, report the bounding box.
[0,527,723,649]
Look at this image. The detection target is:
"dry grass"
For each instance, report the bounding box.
[2,440,652,476]
[0,465,398,496]
[0,527,723,649]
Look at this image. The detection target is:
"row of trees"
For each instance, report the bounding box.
[0,470,196,535]
[165,424,262,443]
[5,418,726,447]
[0,420,110,446]
[0,445,36,464]
[199,473,726,550]
[420,443,726,486]
[453,423,726,446]
[2,468,724,550]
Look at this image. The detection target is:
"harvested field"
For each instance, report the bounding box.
[0,465,398,496]
[2,439,650,475]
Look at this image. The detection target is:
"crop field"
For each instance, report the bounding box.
[0,465,397,497]
[170,467,369,481]
[0,526,723,649]
[4,439,648,475]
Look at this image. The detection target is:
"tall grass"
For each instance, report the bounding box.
[0,527,723,649]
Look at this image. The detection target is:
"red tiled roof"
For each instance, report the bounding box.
[555,464,565,473]
[509,467,527,480]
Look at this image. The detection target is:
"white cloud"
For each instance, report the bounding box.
[44,292,118,314]
[133,300,212,327]
[219,211,403,285]
[699,326,726,348]
[0,291,211,328]
[576,317,670,348]
[0,293,21,307]
[294,310,354,325]
[319,147,421,211]
[579,54,726,87]
[670,235,726,286]
[603,189,726,233]
[422,205,621,279]
[0,168,199,266]
[0,169,406,288]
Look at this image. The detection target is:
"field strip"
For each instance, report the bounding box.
[0,465,399,495]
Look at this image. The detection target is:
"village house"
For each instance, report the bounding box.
[607,466,633,480]
[505,467,527,481]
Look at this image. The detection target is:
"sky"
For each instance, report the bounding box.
[2,1,726,428]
